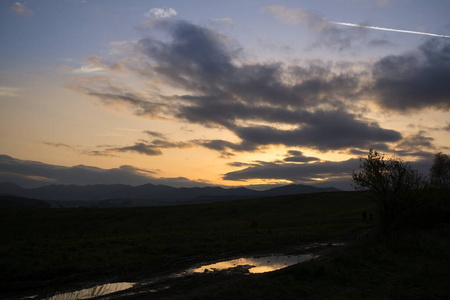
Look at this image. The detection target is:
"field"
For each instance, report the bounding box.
[1,191,449,299]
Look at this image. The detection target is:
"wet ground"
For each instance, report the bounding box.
[15,241,346,300]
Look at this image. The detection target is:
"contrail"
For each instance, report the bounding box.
[331,21,450,39]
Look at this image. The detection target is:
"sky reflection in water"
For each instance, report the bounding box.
[189,254,315,274]
[43,254,315,299]
[45,282,134,300]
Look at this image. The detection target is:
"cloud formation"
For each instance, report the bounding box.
[145,8,177,19]
[262,6,365,50]
[110,142,162,156]
[0,155,207,188]
[69,20,450,163]
[284,150,320,163]
[372,39,450,111]
[223,157,360,189]
[71,20,405,157]
[10,2,33,16]
[0,86,19,97]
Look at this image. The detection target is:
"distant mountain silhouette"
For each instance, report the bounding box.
[0,182,25,195]
[0,194,50,208]
[0,182,340,207]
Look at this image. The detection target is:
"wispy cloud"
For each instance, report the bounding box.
[72,65,105,74]
[42,142,76,150]
[210,18,235,25]
[0,86,19,97]
[262,6,365,50]
[10,2,34,16]
[145,7,177,19]
[331,22,450,39]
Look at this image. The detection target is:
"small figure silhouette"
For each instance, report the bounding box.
[362,211,367,222]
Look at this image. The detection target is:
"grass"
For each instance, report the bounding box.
[192,226,450,299]
[2,190,449,299]
[0,192,373,290]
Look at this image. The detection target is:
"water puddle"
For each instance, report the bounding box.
[186,254,316,274]
[38,252,324,299]
[44,282,134,300]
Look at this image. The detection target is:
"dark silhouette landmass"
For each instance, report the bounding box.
[0,194,49,208]
[0,182,340,207]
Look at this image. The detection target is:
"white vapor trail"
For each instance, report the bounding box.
[331,22,450,39]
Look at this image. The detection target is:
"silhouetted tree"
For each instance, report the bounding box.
[352,149,426,232]
[430,152,450,189]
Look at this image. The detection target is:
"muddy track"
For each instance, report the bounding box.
[10,240,349,300]
[99,241,347,300]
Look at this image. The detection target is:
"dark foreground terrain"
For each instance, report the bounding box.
[1,191,449,299]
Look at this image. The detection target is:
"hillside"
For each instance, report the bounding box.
[0,195,49,208]
[1,191,449,299]
[0,182,340,206]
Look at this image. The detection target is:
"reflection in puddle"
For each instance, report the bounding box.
[45,282,134,300]
[41,253,319,299]
[188,254,316,274]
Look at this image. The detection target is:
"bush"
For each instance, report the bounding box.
[430,152,450,189]
[352,149,427,233]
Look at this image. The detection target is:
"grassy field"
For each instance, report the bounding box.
[0,192,373,291]
[186,225,450,299]
[1,190,448,298]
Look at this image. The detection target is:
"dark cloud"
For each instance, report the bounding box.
[69,84,170,118]
[223,158,360,189]
[150,139,191,149]
[388,131,435,159]
[391,150,434,159]
[43,141,121,157]
[227,162,261,168]
[284,150,320,162]
[233,110,401,151]
[105,137,191,157]
[194,139,259,153]
[368,39,394,47]
[372,39,450,111]
[83,150,118,158]
[348,133,435,159]
[396,131,434,150]
[0,155,208,188]
[110,142,162,156]
[43,142,76,150]
[348,143,391,155]
[223,152,436,190]
[144,130,167,139]
[72,20,406,155]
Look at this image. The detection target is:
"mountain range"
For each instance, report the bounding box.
[0,182,340,207]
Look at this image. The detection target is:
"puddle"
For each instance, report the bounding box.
[44,282,134,300]
[187,254,316,274]
[39,253,320,299]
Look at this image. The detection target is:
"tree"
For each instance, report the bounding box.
[430,152,450,189]
[352,149,426,232]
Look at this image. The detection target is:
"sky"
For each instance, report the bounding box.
[1,0,449,190]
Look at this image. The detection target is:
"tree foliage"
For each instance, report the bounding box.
[430,152,450,189]
[352,149,425,196]
[352,149,426,232]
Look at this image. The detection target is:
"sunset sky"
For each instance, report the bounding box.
[1,0,449,190]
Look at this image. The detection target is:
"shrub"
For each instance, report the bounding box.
[430,152,450,189]
[352,149,427,233]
